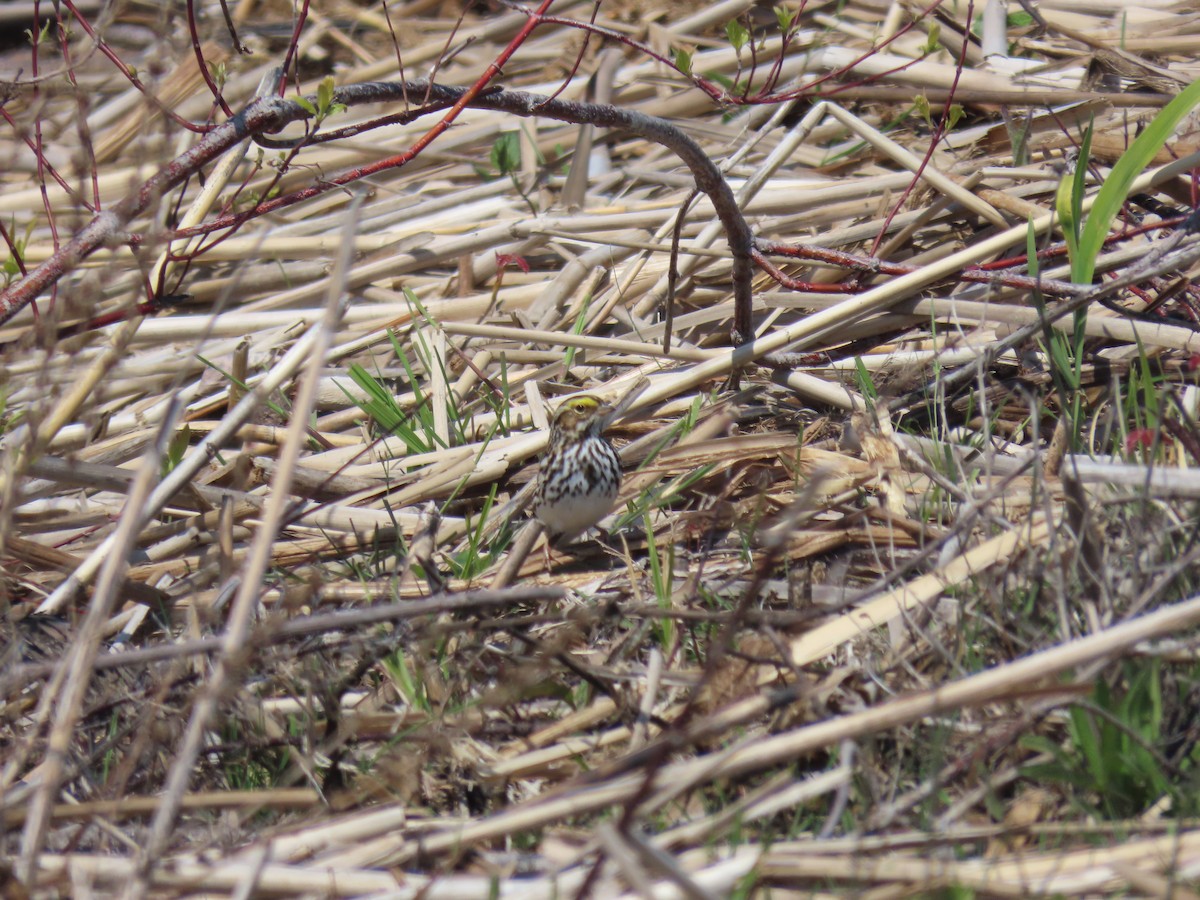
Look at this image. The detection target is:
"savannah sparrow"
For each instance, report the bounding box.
[534,395,622,542]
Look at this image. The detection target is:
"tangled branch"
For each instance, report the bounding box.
[0,80,757,341]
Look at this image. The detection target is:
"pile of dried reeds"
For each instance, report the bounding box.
[4,0,1200,895]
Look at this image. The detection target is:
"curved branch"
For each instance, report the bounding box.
[390,81,755,343]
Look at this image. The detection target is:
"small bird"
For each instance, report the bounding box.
[534,395,623,543]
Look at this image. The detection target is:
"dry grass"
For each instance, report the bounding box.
[4,0,1200,896]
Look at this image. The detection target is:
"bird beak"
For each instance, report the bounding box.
[599,377,649,430]
[595,402,618,430]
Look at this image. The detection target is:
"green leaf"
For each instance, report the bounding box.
[490,132,521,175]
[945,103,964,131]
[162,425,191,477]
[854,357,878,400]
[295,96,318,117]
[1055,165,1082,279]
[1075,79,1200,283]
[1070,705,1107,789]
[706,71,736,92]
[912,94,931,126]
[1025,215,1040,279]
[921,22,941,56]
[563,292,593,370]
[317,75,335,115]
[208,60,228,90]
[344,363,430,453]
[775,5,795,32]
[1019,733,1067,761]
[673,48,693,76]
[27,20,52,46]
[1072,123,1092,239]
[726,19,749,53]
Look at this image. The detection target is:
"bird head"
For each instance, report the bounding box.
[550,395,612,444]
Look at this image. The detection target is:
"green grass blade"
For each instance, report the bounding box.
[1055,156,1081,277]
[1076,79,1200,284]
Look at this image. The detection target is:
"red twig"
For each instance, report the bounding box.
[0,107,94,213]
[533,0,601,110]
[869,1,972,257]
[58,0,207,133]
[380,0,409,107]
[187,0,235,118]
[277,0,311,97]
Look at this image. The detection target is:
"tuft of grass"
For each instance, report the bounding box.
[1021,660,1200,820]
[447,484,511,581]
[344,361,436,453]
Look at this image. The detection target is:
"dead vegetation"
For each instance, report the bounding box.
[4,0,1200,896]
